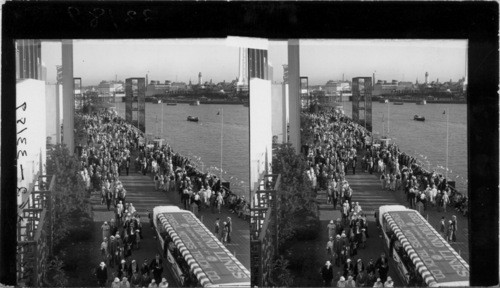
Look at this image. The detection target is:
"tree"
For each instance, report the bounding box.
[46,143,90,249]
[270,256,294,287]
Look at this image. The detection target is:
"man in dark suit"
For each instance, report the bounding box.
[117,259,129,279]
[320,261,334,287]
[226,217,233,243]
[95,262,108,287]
[149,254,163,284]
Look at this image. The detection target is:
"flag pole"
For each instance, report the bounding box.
[161,100,164,137]
[445,107,449,181]
[387,100,390,136]
[220,108,223,182]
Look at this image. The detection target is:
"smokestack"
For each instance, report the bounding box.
[342,73,344,82]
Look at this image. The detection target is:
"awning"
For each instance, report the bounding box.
[383,210,469,287]
[157,211,250,287]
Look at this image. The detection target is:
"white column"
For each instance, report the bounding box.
[287,40,301,152]
[62,40,74,154]
[56,84,62,144]
[282,83,288,143]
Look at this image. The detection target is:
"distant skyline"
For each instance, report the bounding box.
[40,39,467,86]
[41,39,240,86]
[269,39,467,85]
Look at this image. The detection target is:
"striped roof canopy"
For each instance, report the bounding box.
[384,210,469,287]
[157,211,251,287]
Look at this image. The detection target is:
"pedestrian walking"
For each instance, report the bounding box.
[226,217,232,243]
[333,234,342,267]
[214,218,220,235]
[117,259,129,279]
[148,279,158,288]
[95,262,108,287]
[320,261,334,287]
[154,173,160,191]
[366,271,376,287]
[125,157,130,176]
[446,220,453,242]
[111,277,121,288]
[159,278,169,288]
[355,270,368,287]
[216,192,224,214]
[441,191,450,212]
[101,237,109,262]
[337,276,347,287]
[130,272,141,288]
[451,215,458,243]
[373,278,384,288]
[375,253,389,283]
[149,254,163,285]
[102,222,111,241]
[380,174,386,190]
[346,275,356,288]
[120,277,130,288]
[326,237,334,260]
[140,272,151,288]
[343,258,355,278]
[384,276,394,287]
[440,217,446,238]
[221,222,228,244]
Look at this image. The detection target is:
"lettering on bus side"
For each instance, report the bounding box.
[165,214,180,228]
[402,230,422,248]
[191,250,213,269]
[214,252,249,279]
[390,213,406,228]
[178,231,197,250]
[438,250,469,277]
[417,224,444,248]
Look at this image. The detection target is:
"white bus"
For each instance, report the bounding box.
[153,206,251,287]
[378,205,469,287]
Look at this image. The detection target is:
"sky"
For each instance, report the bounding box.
[41,39,240,86]
[269,39,467,85]
[41,39,467,86]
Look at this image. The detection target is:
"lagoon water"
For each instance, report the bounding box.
[114,101,468,196]
[115,102,250,196]
[343,102,468,194]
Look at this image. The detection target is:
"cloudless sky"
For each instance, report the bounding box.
[42,39,240,86]
[269,39,467,85]
[41,39,466,86]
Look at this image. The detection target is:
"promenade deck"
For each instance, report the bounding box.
[89,168,250,285]
[307,164,469,287]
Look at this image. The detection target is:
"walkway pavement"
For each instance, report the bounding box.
[89,167,250,286]
[311,163,469,287]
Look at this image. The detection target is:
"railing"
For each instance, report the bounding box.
[17,174,55,287]
[250,173,281,287]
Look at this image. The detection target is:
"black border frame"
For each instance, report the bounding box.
[2,1,498,286]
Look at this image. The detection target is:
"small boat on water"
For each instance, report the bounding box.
[378,99,388,103]
[187,116,199,122]
[190,100,200,106]
[166,102,177,106]
[414,115,425,121]
[393,102,404,105]
[416,99,427,105]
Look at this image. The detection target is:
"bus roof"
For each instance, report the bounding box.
[382,208,469,287]
[154,206,251,287]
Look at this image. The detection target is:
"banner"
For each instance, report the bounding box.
[387,211,469,284]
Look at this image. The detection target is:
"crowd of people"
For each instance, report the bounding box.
[138,137,250,221]
[302,108,466,286]
[76,109,250,287]
[76,110,174,287]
